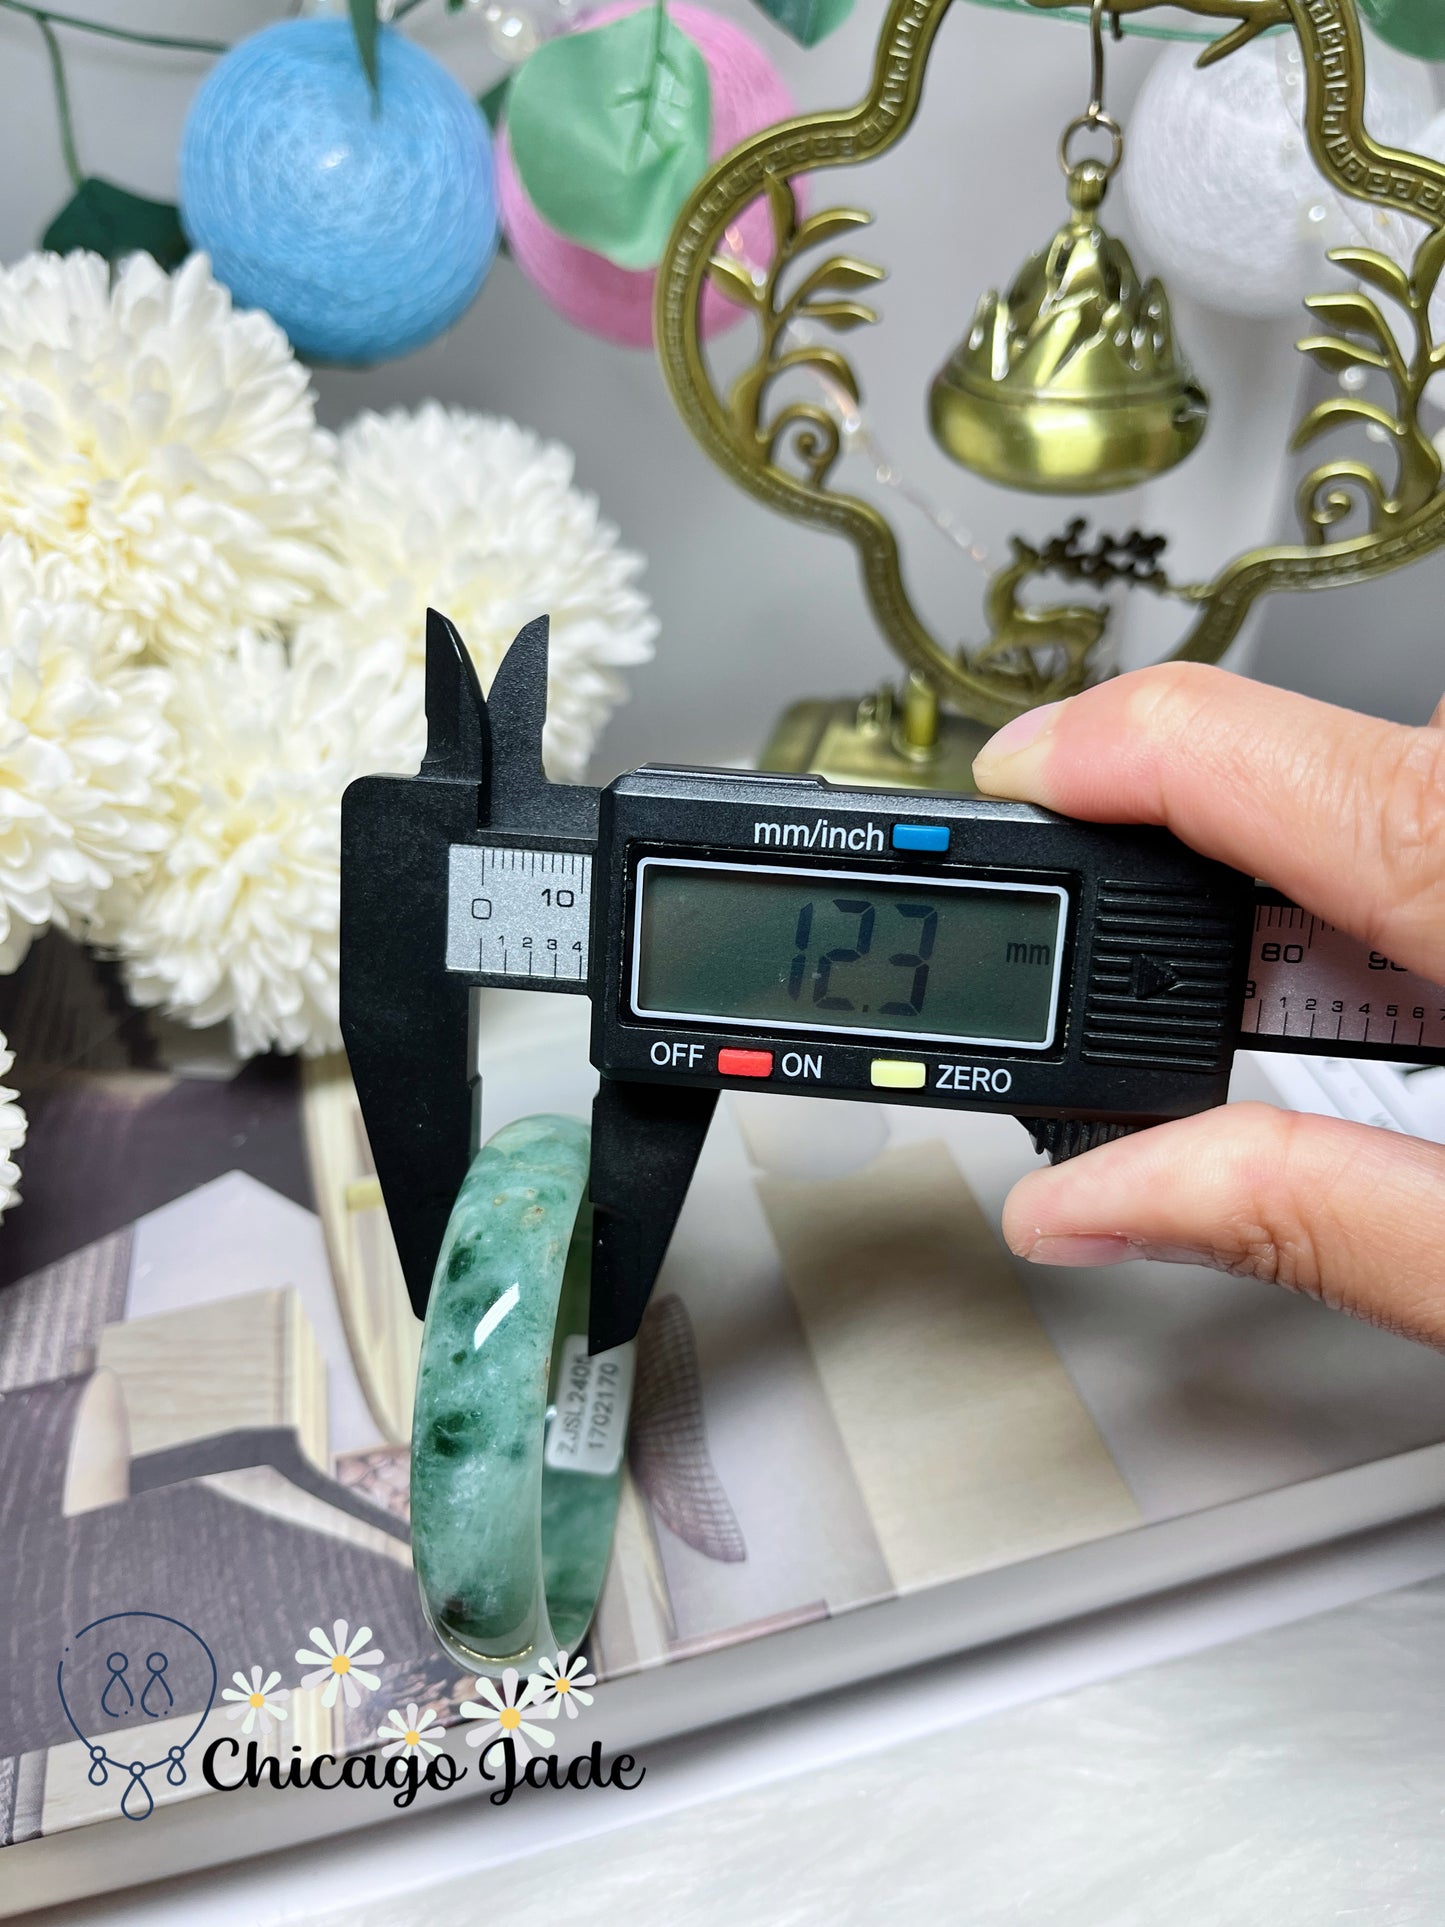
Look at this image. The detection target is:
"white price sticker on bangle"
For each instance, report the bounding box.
[544,1337,634,1478]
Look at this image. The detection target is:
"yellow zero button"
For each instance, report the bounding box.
[870,1059,927,1091]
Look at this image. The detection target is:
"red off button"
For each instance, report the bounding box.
[718,1048,774,1079]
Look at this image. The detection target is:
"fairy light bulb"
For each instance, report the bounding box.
[1122,36,1433,320]
[484,3,540,60]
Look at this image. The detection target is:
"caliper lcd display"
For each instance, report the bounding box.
[631,858,1069,1049]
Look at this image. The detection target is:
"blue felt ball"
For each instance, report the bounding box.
[180,18,498,366]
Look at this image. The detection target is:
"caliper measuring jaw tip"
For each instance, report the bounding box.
[340,610,703,1356]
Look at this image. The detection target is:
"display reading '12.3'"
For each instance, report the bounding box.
[631,859,1069,1049]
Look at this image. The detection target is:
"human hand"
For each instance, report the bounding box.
[972,664,1445,1345]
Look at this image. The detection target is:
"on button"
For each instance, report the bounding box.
[718,1048,773,1079]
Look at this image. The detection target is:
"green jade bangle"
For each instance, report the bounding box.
[410,1115,633,1676]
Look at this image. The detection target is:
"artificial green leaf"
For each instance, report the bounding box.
[479,76,510,131]
[507,6,711,271]
[747,0,854,48]
[349,0,379,98]
[41,177,189,269]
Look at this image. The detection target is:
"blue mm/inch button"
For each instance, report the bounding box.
[891,822,950,854]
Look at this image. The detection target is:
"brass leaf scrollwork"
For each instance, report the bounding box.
[1293,235,1445,540]
[707,175,884,490]
[656,0,1445,726]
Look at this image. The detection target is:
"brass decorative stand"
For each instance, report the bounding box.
[656,0,1445,787]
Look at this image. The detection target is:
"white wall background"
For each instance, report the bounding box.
[1,0,1441,778]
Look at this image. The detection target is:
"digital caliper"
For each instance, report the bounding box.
[339,614,1445,1356]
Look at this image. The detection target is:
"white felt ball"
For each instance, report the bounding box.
[1123,37,1435,319]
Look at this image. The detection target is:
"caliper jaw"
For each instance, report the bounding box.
[588,1079,718,1355]
[340,609,491,1320]
[341,609,698,1350]
[340,613,1165,1347]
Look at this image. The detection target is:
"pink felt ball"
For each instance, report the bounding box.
[498,0,797,348]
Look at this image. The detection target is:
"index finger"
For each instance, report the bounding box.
[972,664,1445,984]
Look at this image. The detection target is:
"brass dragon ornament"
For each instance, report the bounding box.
[655,0,1445,726]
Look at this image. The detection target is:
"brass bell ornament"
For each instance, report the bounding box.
[929,3,1209,496]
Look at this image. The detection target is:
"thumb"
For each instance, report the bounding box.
[1003,1103,1445,1346]
[972,664,1445,982]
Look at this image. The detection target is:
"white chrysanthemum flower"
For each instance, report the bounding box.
[114,634,399,1057]
[0,1034,25,1218]
[0,251,336,660]
[0,535,175,971]
[293,404,656,782]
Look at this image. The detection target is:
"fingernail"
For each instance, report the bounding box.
[1019,1234,1226,1272]
[1020,1234,1136,1266]
[972,700,1066,791]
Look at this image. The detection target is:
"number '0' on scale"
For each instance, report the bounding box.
[446,845,592,983]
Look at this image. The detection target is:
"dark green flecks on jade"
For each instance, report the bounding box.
[410,1113,623,1668]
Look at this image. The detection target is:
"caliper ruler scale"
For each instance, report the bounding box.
[340,614,1445,1358]
[1241,893,1445,1062]
[445,843,593,986]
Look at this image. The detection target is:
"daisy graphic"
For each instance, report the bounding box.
[377,1703,444,1760]
[295,1620,385,1709]
[531,1651,596,1720]
[459,1669,556,1765]
[220,1666,289,1734]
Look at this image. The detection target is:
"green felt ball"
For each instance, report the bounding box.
[1359,0,1445,61]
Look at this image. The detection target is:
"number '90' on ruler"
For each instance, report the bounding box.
[1245,901,1445,1052]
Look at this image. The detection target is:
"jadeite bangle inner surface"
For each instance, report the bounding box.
[410,1114,630,1675]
